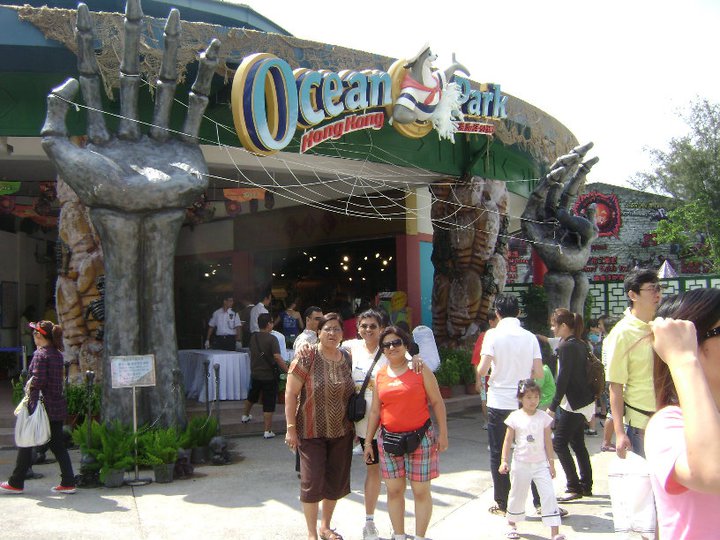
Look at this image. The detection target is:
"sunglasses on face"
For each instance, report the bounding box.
[381,338,403,350]
[359,323,378,330]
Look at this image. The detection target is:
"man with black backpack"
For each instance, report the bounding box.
[604,269,662,459]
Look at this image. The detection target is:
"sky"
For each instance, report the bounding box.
[230,0,720,187]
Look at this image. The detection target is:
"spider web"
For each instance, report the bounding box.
[59,81,558,249]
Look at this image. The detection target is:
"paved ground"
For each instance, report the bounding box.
[0,398,634,540]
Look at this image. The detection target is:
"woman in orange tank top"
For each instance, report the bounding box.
[364,326,448,540]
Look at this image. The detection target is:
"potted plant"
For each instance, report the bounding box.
[11,373,27,406]
[434,357,461,399]
[65,383,102,427]
[96,420,135,487]
[139,427,180,483]
[185,416,218,464]
[451,349,477,394]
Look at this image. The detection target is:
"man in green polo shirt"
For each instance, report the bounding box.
[604,268,662,458]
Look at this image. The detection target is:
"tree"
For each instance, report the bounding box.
[632,98,720,270]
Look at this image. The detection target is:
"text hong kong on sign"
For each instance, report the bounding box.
[231,53,393,156]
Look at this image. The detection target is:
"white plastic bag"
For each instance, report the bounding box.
[412,325,441,372]
[14,379,51,448]
[607,451,656,539]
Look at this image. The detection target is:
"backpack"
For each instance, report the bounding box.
[586,346,606,400]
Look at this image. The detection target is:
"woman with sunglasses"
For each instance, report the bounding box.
[364,326,448,540]
[285,313,355,540]
[646,289,720,538]
[341,309,387,540]
[1,321,76,495]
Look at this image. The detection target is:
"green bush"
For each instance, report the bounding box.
[438,347,475,385]
[71,418,103,472]
[138,427,179,466]
[184,416,218,448]
[96,420,135,482]
[65,383,102,417]
[11,374,27,406]
[434,357,461,387]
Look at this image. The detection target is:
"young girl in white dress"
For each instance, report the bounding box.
[499,379,565,540]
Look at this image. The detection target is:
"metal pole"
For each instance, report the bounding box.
[172,368,183,429]
[133,386,138,480]
[125,385,151,486]
[203,358,210,417]
[213,363,221,434]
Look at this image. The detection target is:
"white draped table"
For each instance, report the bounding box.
[178,350,250,402]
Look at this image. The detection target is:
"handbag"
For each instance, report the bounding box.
[14,377,51,448]
[381,419,431,456]
[347,347,384,422]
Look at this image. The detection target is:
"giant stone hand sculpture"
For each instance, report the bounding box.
[521,143,599,315]
[41,0,220,426]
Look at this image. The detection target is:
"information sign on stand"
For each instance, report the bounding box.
[110,354,155,486]
[111,355,156,388]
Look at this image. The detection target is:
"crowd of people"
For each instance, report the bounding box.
[4,269,720,539]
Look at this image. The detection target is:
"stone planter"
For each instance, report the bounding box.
[153,463,174,483]
[439,386,453,399]
[103,468,125,488]
[465,383,479,395]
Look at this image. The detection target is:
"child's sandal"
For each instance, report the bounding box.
[552,535,567,540]
[506,528,520,539]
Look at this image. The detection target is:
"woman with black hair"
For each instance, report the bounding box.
[546,308,595,501]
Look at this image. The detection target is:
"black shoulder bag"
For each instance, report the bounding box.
[347,347,383,422]
[252,333,281,380]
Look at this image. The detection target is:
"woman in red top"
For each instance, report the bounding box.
[1,320,76,495]
[364,326,448,540]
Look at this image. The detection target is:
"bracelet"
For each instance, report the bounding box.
[286,424,296,429]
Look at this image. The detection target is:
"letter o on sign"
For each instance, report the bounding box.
[232,53,298,156]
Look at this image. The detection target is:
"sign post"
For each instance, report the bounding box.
[110,354,156,486]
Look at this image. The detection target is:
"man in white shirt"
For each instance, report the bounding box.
[249,290,272,334]
[205,295,241,350]
[477,294,543,516]
[292,306,323,352]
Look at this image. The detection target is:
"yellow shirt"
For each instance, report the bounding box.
[604,308,656,429]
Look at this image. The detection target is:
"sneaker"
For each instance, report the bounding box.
[51,485,77,494]
[241,414,252,423]
[362,521,380,540]
[0,482,23,494]
[263,431,276,439]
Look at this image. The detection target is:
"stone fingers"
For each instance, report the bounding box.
[41,79,80,139]
[76,3,110,144]
[558,155,599,210]
[41,79,89,190]
[118,0,143,140]
[181,39,220,143]
[150,9,180,142]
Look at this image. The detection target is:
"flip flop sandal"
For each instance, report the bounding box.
[319,529,343,540]
[506,528,520,539]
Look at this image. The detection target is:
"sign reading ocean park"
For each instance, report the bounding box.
[230,49,507,156]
